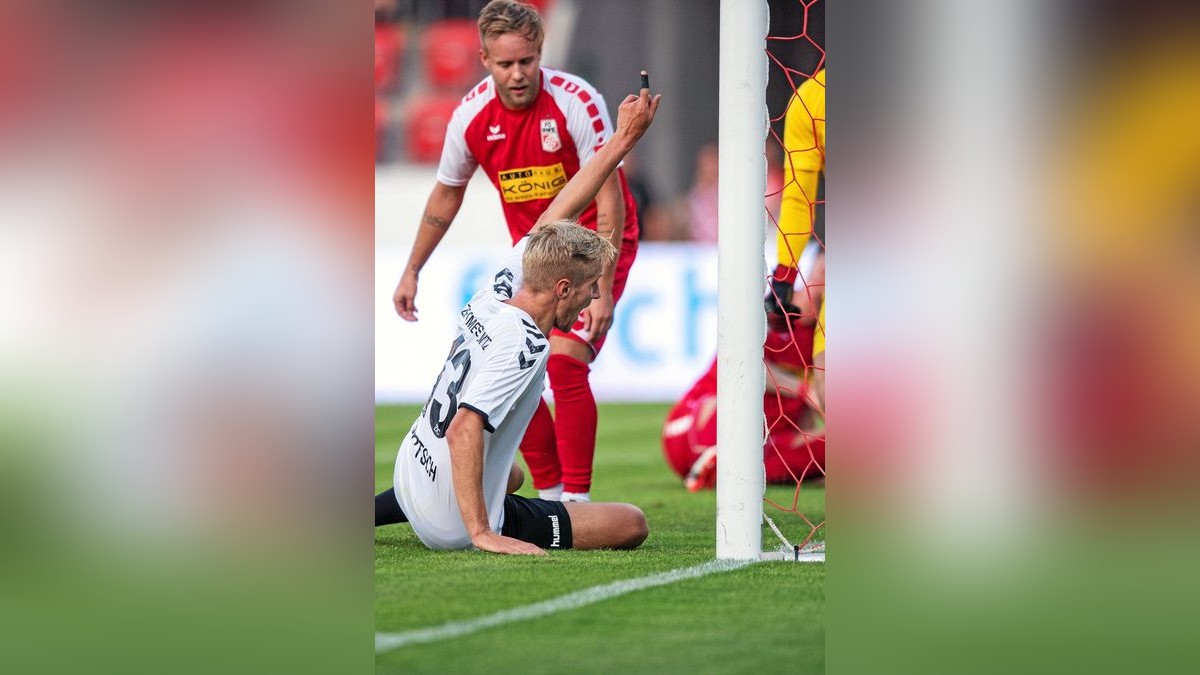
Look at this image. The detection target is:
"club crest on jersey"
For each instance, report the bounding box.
[487,124,506,142]
[540,119,561,152]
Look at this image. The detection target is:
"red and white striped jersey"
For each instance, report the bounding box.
[436,67,639,244]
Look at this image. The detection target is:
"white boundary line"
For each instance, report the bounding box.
[375,558,755,654]
[761,550,826,562]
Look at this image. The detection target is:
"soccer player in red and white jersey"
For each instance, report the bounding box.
[665,252,827,491]
[662,319,827,491]
[393,0,639,503]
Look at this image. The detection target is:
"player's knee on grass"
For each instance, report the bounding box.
[507,464,525,493]
[564,502,648,550]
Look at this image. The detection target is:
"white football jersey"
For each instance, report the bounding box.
[393,247,547,549]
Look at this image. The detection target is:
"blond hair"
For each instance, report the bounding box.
[477,0,545,52]
[522,221,617,292]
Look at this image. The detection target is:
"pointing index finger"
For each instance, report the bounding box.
[640,70,650,92]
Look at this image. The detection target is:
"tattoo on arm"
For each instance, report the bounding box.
[595,214,614,241]
[423,214,451,230]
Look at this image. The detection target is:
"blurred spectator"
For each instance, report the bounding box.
[621,150,670,241]
[643,141,787,243]
[683,143,720,243]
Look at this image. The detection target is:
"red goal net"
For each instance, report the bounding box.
[762,0,825,556]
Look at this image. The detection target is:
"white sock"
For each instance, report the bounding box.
[538,483,563,501]
[561,491,590,503]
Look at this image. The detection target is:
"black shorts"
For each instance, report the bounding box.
[501,495,573,550]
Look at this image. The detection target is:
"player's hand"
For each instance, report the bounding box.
[581,293,614,344]
[765,263,801,330]
[393,271,419,321]
[614,71,661,143]
[471,530,547,556]
[765,278,800,327]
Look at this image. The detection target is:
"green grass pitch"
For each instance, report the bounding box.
[376,403,825,673]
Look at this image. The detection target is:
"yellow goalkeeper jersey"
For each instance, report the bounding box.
[777,69,825,269]
[813,298,825,357]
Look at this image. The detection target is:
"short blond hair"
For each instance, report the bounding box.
[523,221,617,292]
[478,0,544,52]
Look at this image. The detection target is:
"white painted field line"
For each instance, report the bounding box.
[375,558,754,654]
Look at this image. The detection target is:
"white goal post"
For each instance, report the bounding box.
[715,0,769,561]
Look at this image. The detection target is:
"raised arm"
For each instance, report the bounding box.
[534,77,661,229]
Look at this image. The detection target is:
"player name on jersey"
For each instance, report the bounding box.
[460,304,494,351]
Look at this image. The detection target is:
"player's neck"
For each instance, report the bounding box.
[505,291,555,337]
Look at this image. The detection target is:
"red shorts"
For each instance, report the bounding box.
[552,236,638,355]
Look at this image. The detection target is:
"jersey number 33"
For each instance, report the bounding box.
[426,336,473,439]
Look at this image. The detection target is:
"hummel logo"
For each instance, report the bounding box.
[486,125,507,142]
[493,268,514,298]
[525,337,546,354]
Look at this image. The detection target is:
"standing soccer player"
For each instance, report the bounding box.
[767,67,825,431]
[393,0,640,503]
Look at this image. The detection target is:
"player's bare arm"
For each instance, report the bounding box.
[581,173,624,342]
[393,182,469,321]
[447,408,546,556]
[534,76,660,229]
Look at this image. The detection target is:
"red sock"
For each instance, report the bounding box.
[549,354,597,494]
[519,398,561,490]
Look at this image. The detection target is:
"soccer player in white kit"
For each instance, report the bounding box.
[377,80,661,555]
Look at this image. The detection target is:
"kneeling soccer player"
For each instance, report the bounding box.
[662,316,826,491]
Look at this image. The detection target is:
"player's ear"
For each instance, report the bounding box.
[555,278,571,300]
[479,38,492,67]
